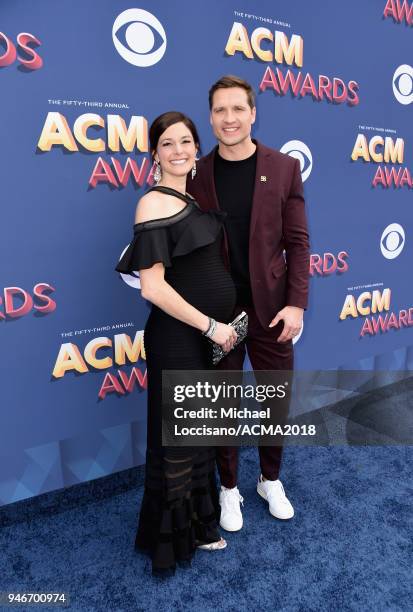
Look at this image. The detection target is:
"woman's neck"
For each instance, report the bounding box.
[156,174,187,194]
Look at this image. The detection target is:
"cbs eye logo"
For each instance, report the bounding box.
[380,223,405,260]
[112,8,167,67]
[392,65,413,105]
[118,245,141,289]
[280,140,312,182]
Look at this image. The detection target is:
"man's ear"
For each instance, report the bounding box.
[251,106,256,125]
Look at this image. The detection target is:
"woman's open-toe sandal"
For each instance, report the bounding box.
[196,537,227,551]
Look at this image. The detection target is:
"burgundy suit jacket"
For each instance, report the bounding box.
[188,140,310,329]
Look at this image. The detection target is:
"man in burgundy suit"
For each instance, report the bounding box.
[188,75,310,531]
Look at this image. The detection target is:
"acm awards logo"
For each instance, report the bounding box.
[339,286,413,337]
[52,329,147,400]
[36,112,156,189]
[224,19,359,105]
[351,130,413,189]
[0,31,43,70]
[36,9,168,190]
[339,223,411,337]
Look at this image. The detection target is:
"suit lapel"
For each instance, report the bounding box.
[203,146,220,211]
[203,145,232,264]
[250,141,271,239]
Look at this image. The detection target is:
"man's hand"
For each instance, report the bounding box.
[269,306,303,343]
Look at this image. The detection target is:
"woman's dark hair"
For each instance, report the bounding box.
[149,111,200,158]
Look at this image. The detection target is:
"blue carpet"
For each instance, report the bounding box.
[0,446,411,612]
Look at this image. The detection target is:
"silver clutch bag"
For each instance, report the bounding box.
[211,311,248,365]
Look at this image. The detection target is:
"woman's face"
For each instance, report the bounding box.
[154,122,197,179]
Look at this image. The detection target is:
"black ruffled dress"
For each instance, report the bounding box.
[116,186,236,575]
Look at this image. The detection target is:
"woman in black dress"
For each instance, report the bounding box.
[116,111,237,575]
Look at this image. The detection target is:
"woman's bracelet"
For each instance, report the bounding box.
[203,317,217,339]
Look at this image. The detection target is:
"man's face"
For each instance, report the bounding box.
[210,87,256,147]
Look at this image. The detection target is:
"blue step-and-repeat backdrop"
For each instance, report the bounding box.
[1,0,412,506]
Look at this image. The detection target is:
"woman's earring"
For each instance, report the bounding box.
[191,161,197,180]
[154,161,161,183]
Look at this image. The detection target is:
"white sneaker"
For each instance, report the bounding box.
[257,475,294,519]
[219,486,244,531]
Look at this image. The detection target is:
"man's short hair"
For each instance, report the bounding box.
[209,75,256,110]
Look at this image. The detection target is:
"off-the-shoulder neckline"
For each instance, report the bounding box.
[133,200,196,230]
[147,185,197,202]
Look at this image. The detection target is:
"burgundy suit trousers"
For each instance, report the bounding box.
[217,304,293,488]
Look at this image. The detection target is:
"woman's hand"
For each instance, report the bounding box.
[211,322,238,353]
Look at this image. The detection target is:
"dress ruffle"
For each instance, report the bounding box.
[115,208,226,273]
[135,447,221,576]
[172,209,226,257]
[116,226,172,273]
